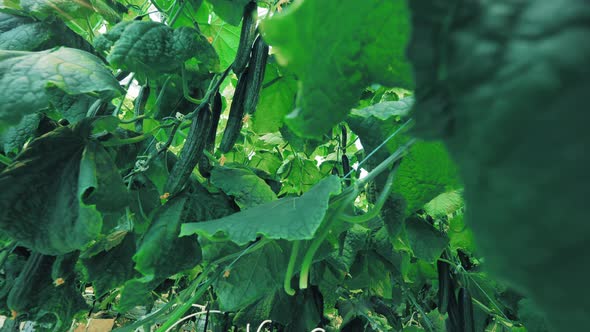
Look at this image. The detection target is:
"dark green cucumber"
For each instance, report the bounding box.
[447,281,461,331]
[164,103,212,195]
[437,256,451,314]
[7,252,54,316]
[458,287,475,332]
[219,69,249,154]
[232,1,258,74]
[198,92,223,177]
[243,34,269,115]
[134,85,150,132]
[342,154,350,185]
[341,124,348,154]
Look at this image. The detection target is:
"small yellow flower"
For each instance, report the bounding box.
[54,277,65,287]
[160,192,171,200]
[219,155,227,166]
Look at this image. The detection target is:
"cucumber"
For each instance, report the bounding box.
[447,281,461,331]
[437,255,451,315]
[459,287,475,332]
[134,85,150,132]
[232,1,258,74]
[7,252,54,316]
[243,34,269,115]
[198,92,223,177]
[163,103,212,195]
[219,69,249,154]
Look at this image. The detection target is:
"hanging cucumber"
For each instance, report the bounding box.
[163,103,212,196]
[458,287,475,332]
[243,34,269,115]
[198,92,223,177]
[437,254,451,315]
[219,69,249,154]
[134,84,150,133]
[233,1,258,74]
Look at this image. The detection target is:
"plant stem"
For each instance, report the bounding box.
[284,241,300,295]
[0,154,12,166]
[339,162,399,223]
[355,138,415,188]
[155,274,214,332]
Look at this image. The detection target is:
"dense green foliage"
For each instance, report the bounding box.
[0,0,586,331]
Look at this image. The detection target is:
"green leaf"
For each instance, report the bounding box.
[0,12,96,53]
[350,97,413,122]
[181,176,341,245]
[252,61,297,134]
[94,21,219,75]
[8,253,87,331]
[198,9,240,70]
[278,156,323,195]
[80,141,130,212]
[214,241,285,311]
[19,0,94,20]
[81,233,138,296]
[0,113,40,155]
[407,2,590,329]
[393,142,461,215]
[424,190,463,219]
[447,214,475,253]
[47,88,98,124]
[116,277,159,312]
[133,195,202,280]
[403,216,448,263]
[347,96,414,193]
[248,150,283,176]
[18,0,122,23]
[345,251,394,298]
[337,225,371,272]
[0,122,128,254]
[0,47,122,128]
[205,0,250,26]
[210,165,277,209]
[260,0,413,138]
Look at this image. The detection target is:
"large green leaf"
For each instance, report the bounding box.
[210,165,277,209]
[197,6,240,70]
[7,253,87,331]
[81,233,138,296]
[134,185,236,279]
[0,122,128,254]
[0,113,40,155]
[348,100,460,216]
[0,47,122,128]
[252,61,297,134]
[407,1,590,329]
[133,195,201,280]
[205,0,250,26]
[0,12,92,51]
[18,0,122,23]
[403,216,448,263]
[260,0,413,138]
[181,176,341,245]
[46,88,98,124]
[214,241,285,311]
[94,21,219,75]
[392,142,461,215]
